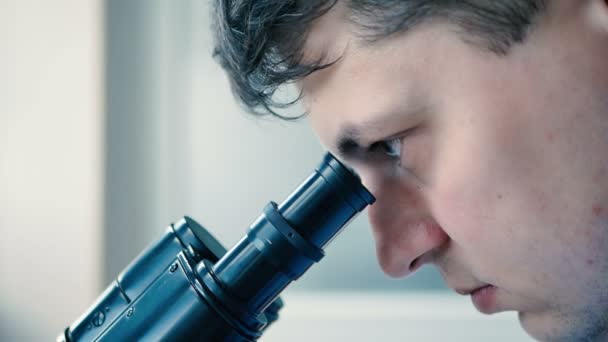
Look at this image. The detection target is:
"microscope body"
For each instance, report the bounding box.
[59,153,374,341]
[59,217,273,341]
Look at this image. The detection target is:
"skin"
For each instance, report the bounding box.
[299,0,608,340]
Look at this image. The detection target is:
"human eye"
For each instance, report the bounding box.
[369,137,403,159]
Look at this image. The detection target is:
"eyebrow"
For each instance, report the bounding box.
[336,127,363,159]
[334,105,421,162]
[335,122,381,161]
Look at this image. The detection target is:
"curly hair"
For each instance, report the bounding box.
[211,0,546,119]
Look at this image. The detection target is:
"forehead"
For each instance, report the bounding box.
[299,7,457,151]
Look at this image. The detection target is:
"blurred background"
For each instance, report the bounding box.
[2,1,530,340]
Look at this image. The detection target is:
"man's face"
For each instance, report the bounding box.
[300,1,608,340]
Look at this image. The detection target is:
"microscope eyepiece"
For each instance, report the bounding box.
[279,152,375,248]
[205,152,375,334]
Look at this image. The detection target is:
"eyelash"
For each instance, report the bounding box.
[369,137,403,159]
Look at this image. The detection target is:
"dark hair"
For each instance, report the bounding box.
[212,0,546,119]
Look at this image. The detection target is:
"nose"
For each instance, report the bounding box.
[366,175,449,278]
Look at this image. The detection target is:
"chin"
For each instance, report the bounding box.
[518,311,567,342]
[518,310,608,342]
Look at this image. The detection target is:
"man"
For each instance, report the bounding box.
[211,1,608,340]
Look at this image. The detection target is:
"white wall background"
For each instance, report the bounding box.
[1,0,104,340]
[264,292,532,342]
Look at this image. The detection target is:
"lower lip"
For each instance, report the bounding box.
[471,285,498,314]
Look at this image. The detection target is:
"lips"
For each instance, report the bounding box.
[470,285,498,314]
[454,284,488,296]
[453,284,499,314]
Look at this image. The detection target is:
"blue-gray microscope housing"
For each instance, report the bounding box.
[59,152,375,341]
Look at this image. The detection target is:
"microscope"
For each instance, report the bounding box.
[58,152,375,341]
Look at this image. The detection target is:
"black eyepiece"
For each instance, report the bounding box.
[278,152,375,247]
[206,152,375,326]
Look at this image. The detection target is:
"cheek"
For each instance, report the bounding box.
[429,135,591,296]
[428,123,506,248]
[432,173,548,293]
[428,127,546,279]
[431,170,498,248]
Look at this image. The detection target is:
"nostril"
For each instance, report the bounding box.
[409,257,422,273]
